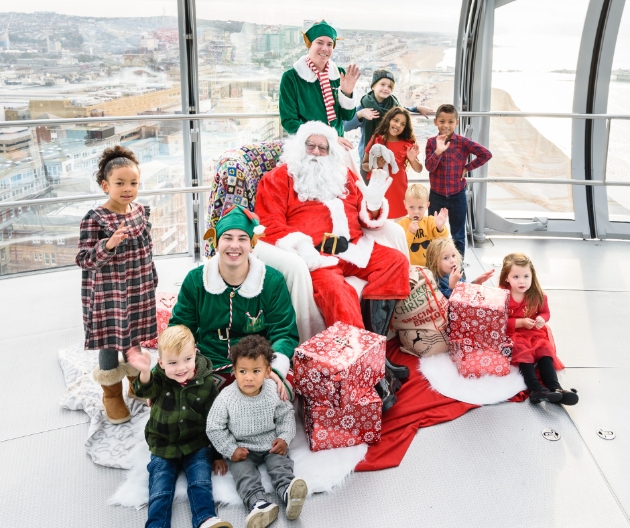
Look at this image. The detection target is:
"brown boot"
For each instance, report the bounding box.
[124,363,145,402]
[93,363,130,424]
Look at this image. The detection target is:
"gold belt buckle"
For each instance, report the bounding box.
[320,233,338,255]
[217,328,230,341]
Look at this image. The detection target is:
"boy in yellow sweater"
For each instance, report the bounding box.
[397,184,449,266]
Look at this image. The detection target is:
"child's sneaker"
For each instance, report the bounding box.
[199,517,232,528]
[245,500,278,528]
[284,478,308,520]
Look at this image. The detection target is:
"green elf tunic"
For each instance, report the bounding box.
[279,55,357,138]
[169,254,299,383]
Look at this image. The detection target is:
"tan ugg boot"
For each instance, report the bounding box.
[123,362,143,401]
[93,363,130,424]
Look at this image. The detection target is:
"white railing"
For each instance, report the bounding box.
[1,110,629,210]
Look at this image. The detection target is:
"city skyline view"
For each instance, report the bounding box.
[0,4,629,276]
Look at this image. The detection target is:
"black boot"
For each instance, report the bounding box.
[361,299,409,379]
[374,366,404,414]
[519,362,562,404]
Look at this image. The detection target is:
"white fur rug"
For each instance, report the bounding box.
[58,343,367,508]
[419,352,527,405]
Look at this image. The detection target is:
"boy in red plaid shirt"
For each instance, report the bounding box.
[425,104,492,258]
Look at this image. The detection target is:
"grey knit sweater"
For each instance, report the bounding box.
[206,379,296,459]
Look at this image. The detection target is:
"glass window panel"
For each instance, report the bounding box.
[194,1,461,186]
[489,0,589,218]
[0,4,187,275]
[606,6,630,222]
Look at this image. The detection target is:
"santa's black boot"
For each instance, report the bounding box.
[361,299,409,379]
[361,299,407,413]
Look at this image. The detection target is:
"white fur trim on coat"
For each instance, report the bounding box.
[323,198,373,268]
[323,199,351,240]
[293,55,341,82]
[202,254,266,299]
[338,89,356,110]
[271,353,291,380]
[359,197,389,229]
[276,231,314,252]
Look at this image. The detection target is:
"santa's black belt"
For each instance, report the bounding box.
[315,233,349,255]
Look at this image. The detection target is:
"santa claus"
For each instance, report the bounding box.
[255,121,411,392]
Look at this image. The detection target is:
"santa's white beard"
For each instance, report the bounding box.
[290,155,349,202]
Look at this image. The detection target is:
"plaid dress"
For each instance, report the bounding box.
[76,203,158,351]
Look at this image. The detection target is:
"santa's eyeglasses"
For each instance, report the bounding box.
[305,141,329,154]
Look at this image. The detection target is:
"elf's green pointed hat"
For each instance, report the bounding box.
[303,20,339,48]
[203,205,265,245]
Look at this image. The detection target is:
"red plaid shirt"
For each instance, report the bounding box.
[425,133,492,197]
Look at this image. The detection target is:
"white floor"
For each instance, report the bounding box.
[1,238,629,528]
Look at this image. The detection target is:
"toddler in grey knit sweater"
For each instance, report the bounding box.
[206,335,307,528]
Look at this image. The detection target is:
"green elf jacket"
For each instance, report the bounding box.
[169,254,299,382]
[133,354,218,459]
[279,55,357,138]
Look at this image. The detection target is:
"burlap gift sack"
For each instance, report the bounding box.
[391,266,449,357]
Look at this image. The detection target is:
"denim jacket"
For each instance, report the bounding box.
[437,274,466,299]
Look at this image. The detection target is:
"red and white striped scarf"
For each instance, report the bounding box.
[305,57,337,124]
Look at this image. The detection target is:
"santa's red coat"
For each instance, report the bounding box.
[255,164,409,327]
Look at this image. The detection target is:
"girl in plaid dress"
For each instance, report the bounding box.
[76,145,158,424]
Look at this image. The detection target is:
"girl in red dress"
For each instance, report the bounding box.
[499,253,578,405]
[362,107,423,218]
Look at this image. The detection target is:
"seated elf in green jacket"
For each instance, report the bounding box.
[127,325,231,528]
[168,205,300,401]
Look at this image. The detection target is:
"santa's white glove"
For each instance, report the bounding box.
[295,240,339,271]
[356,168,393,211]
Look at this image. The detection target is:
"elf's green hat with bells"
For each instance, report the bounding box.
[303,20,342,48]
[203,205,265,247]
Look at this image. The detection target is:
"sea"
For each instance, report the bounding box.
[440,43,630,218]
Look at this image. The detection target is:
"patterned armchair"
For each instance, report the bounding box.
[205,141,283,257]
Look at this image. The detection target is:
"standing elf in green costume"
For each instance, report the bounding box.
[168,205,299,399]
[279,20,360,150]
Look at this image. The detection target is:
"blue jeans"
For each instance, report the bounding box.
[146,447,216,528]
[429,189,467,258]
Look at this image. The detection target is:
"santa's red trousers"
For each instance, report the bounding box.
[310,243,410,328]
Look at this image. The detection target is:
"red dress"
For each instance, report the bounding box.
[366,135,413,219]
[506,293,564,369]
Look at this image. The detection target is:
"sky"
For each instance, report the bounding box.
[2,0,629,67]
[1,0,462,33]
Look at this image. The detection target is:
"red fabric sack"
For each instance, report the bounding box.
[301,387,382,451]
[293,322,386,408]
[447,283,513,378]
[140,292,177,349]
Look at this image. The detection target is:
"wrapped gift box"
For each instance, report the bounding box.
[293,322,385,408]
[140,292,178,349]
[449,339,512,378]
[301,388,382,451]
[447,283,512,378]
[448,283,512,350]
